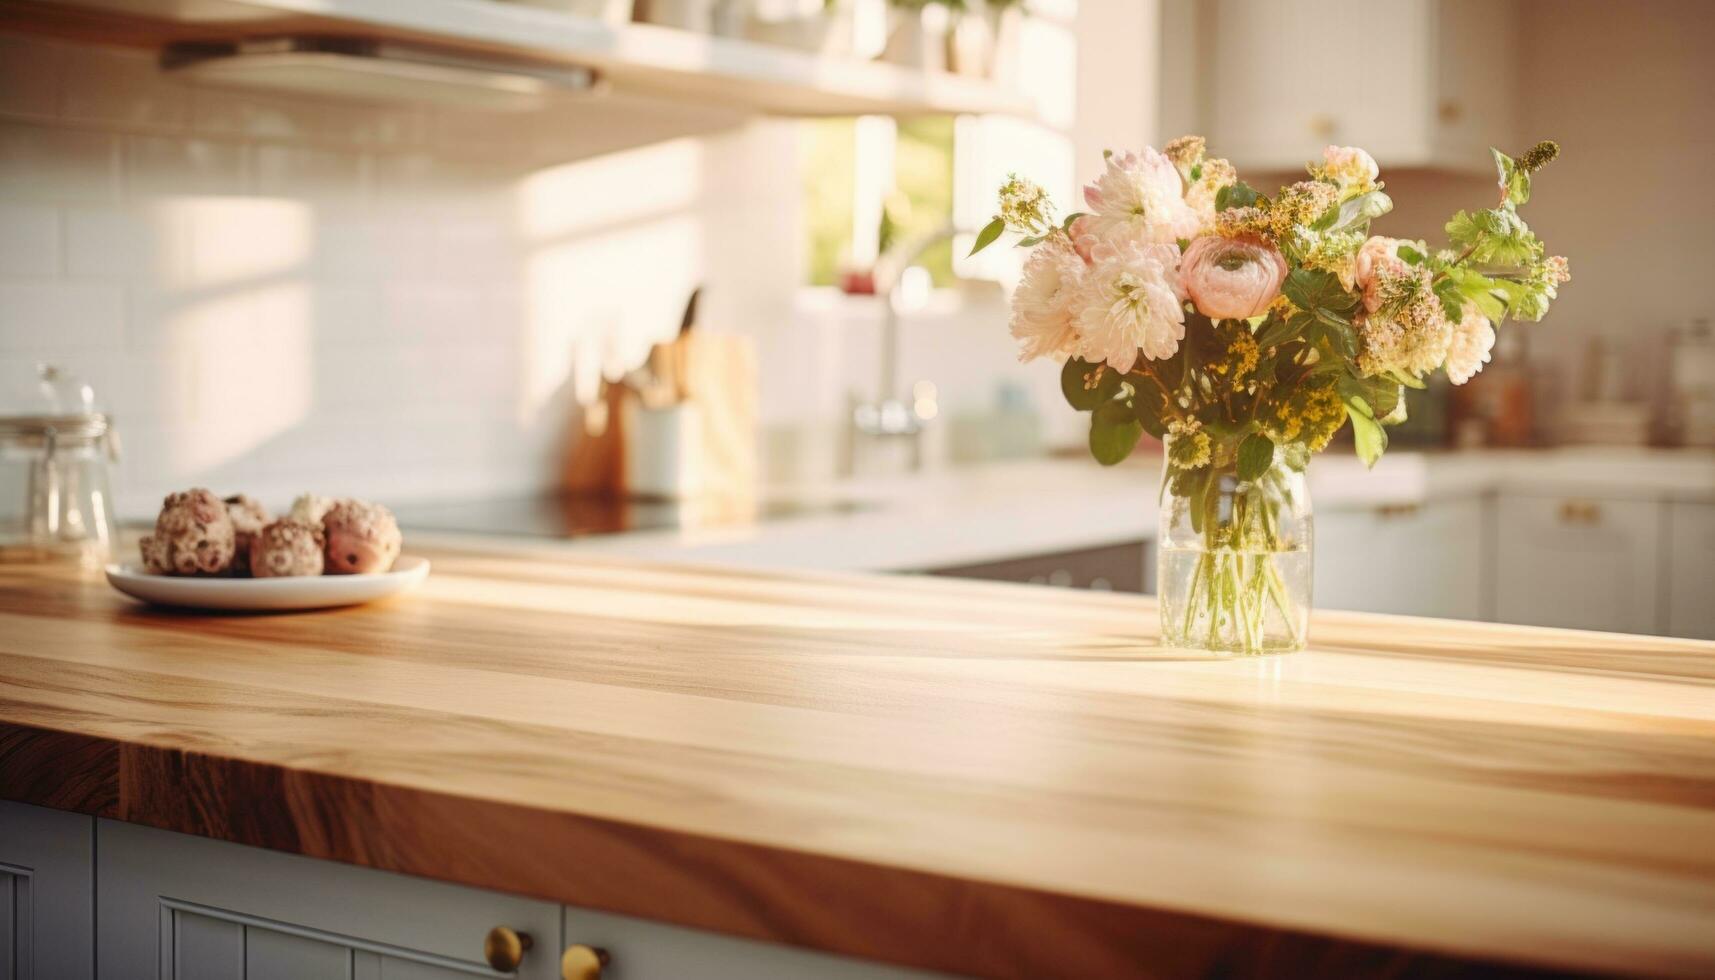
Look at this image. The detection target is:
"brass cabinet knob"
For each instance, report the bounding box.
[484,926,533,972]
[1558,499,1602,525]
[561,944,611,980]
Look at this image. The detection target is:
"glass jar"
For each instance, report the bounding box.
[0,365,120,567]
[1157,435,1312,655]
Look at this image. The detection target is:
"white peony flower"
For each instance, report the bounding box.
[1082,148,1203,247]
[1444,305,1496,385]
[1008,241,1085,362]
[1071,240,1187,372]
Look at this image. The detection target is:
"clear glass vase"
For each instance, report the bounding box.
[1157,436,1313,655]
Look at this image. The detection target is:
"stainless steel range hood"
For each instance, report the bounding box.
[161,37,604,111]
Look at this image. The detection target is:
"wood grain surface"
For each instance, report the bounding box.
[2,548,1713,978]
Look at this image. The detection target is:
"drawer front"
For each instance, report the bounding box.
[1494,494,1663,634]
[0,801,96,980]
[97,820,561,980]
[560,906,948,980]
[1315,497,1487,620]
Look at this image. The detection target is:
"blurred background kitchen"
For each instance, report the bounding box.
[2,0,1712,636]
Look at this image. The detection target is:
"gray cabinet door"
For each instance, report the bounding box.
[0,801,95,980]
[97,820,561,980]
[560,906,949,980]
[1667,501,1715,639]
[1495,493,1664,634]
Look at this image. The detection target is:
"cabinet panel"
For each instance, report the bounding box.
[561,906,946,980]
[98,820,561,979]
[246,929,348,980]
[1314,497,1487,620]
[172,912,242,980]
[0,801,95,980]
[1495,494,1662,634]
[1667,501,1715,639]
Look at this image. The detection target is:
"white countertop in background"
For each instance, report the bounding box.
[412,448,1715,574]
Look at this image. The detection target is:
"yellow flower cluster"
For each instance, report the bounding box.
[1166,419,1212,470]
[1214,181,1339,244]
[1208,320,1260,379]
[1164,135,1207,172]
[1270,181,1340,235]
[998,174,1053,234]
[1298,229,1365,289]
[1269,380,1344,452]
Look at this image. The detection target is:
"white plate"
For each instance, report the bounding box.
[105,555,430,611]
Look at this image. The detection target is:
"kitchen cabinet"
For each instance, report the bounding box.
[1667,501,1715,640]
[1314,496,1487,620]
[90,819,935,980]
[1204,0,1517,173]
[97,820,562,979]
[1495,494,1664,634]
[0,802,95,980]
[927,540,1148,593]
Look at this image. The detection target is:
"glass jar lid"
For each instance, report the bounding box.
[0,363,110,440]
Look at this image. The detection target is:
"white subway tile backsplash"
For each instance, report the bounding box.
[64,206,148,277]
[124,134,247,198]
[251,144,369,201]
[59,46,191,132]
[1,32,793,517]
[0,280,124,354]
[0,202,60,276]
[0,121,119,202]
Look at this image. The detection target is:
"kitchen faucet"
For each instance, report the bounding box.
[844,223,961,475]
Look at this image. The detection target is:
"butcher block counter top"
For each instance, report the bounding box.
[2,546,1714,979]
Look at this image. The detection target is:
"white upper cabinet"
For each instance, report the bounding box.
[1202,0,1518,174]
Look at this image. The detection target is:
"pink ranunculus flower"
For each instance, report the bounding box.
[1082,147,1204,246]
[1353,236,1410,313]
[1180,235,1289,320]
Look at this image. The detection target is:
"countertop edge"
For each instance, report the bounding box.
[0,722,1594,980]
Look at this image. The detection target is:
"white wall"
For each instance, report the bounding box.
[0,32,799,517]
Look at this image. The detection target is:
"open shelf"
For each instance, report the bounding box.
[2,0,1039,118]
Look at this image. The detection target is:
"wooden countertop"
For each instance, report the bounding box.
[2,548,1713,978]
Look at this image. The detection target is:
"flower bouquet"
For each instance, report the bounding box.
[973,138,1570,654]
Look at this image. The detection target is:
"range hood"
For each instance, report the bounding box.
[162,37,604,111]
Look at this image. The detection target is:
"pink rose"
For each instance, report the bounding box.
[1180,235,1288,320]
[1321,145,1379,188]
[1353,236,1409,313]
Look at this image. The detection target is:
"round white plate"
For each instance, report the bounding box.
[105,555,430,611]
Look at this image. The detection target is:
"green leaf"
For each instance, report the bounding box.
[1338,373,1403,420]
[1445,208,1542,266]
[1130,386,1168,438]
[968,216,1005,256]
[1346,399,1388,467]
[1321,189,1393,233]
[1236,433,1276,482]
[1493,148,1531,208]
[1061,211,1089,231]
[1282,268,1360,316]
[1214,181,1259,212]
[1397,244,1425,265]
[1089,400,1143,466]
[1308,313,1359,360]
[1060,357,1119,411]
[1253,313,1301,350]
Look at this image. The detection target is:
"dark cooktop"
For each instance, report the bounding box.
[395,493,865,540]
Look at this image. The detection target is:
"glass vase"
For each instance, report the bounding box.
[1157,436,1313,655]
